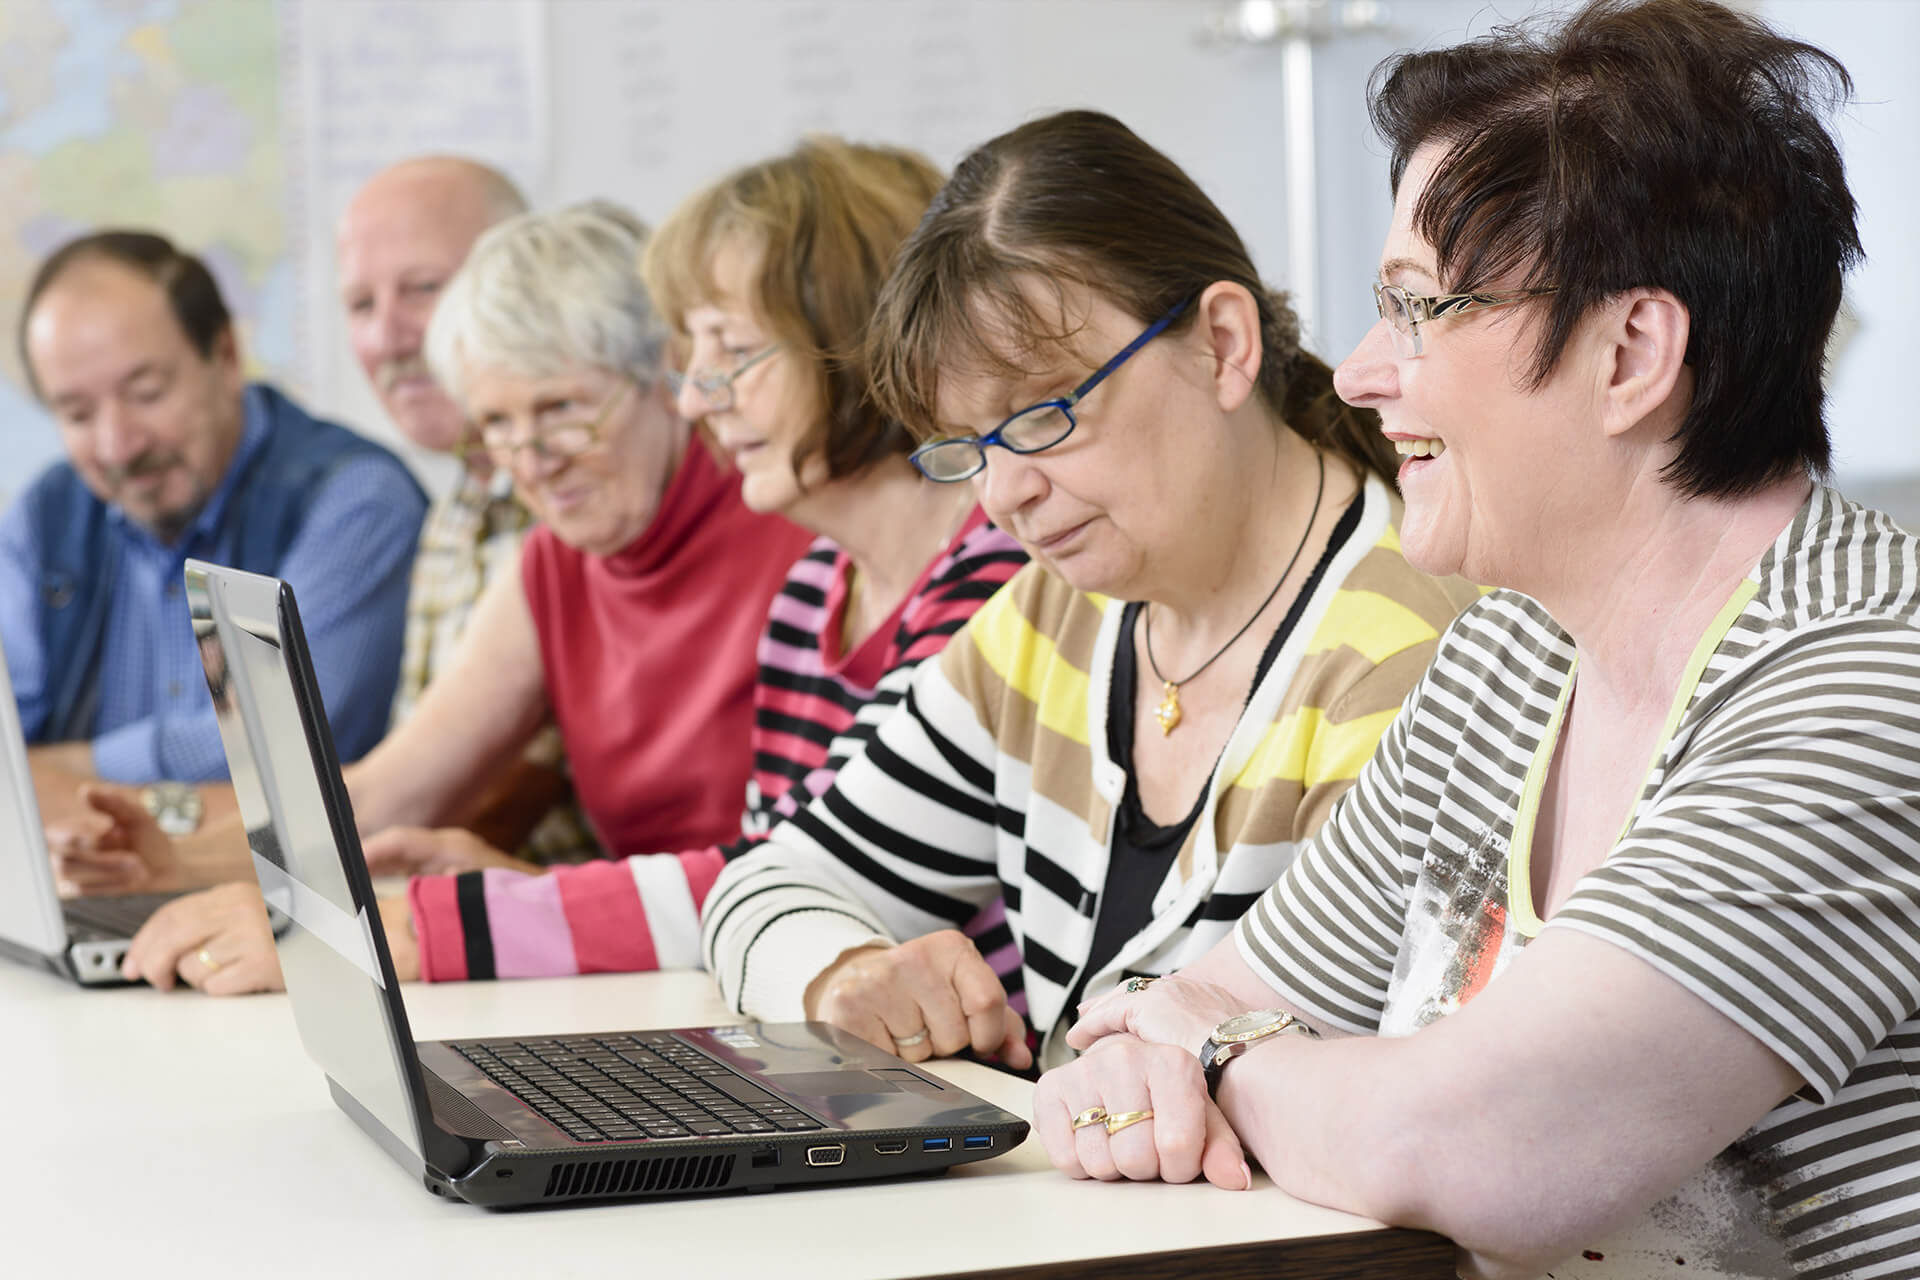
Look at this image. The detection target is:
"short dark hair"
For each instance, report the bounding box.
[1369,0,1860,498]
[866,110,1399,487]
[18,230,233,400]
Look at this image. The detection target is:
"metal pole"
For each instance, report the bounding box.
[1281,29,1320,345]
[1201,1,1393,348]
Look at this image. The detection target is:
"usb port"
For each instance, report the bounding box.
[806,1144,846,1166]
[922,1137,953,1152]
[963,1135,992,1150]
[874,1140,908,1155]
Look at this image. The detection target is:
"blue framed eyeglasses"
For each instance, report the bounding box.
[909,296,1192,483]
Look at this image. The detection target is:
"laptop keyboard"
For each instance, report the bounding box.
[450,1032,827,1144]
[62,892,180,940]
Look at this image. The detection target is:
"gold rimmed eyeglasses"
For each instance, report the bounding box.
[466,378,636,463]
[1371,281,1558,358]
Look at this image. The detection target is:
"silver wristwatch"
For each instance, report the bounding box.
[141,781,204,836]
[1199,1009,1318,1099]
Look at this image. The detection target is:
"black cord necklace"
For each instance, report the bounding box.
[1144,451,1326,734]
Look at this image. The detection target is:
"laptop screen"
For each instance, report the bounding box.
[186,561,430,1171]
[0,634,70,960]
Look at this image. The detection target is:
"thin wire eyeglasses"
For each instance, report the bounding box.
[909,296,1192,484]
[1371,281,1558,358]
[666,343,780,413]
[469,377,636,463]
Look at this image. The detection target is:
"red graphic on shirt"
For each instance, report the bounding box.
[1453,897,1508,1008]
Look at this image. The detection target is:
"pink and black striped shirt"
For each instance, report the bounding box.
[408,508,1026,981]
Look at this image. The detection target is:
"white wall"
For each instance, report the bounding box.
[9,0,1912,518]
[1765,0,1919,492]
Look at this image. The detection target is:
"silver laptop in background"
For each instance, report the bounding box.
[0,635,182,985]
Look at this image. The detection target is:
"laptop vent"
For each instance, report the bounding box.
[541,1152,736,1200]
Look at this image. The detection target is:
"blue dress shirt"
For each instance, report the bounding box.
[0,386,427,783]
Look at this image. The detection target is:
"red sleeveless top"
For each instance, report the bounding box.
[520,444,811,854]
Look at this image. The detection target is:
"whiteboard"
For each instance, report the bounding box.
[292,0,1313,477]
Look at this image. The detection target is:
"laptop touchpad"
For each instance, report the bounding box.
[768,1070,902,1096]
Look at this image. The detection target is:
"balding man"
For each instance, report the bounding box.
[335,156,595,864]
[0,230,425,808]
[337,157,532,722]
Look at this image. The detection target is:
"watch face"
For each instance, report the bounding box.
[1214,1010,1292,1043]
[143,783,202,835]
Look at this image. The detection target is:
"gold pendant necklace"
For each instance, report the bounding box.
[1154,681,1183,733]
[1143,453,1324,735]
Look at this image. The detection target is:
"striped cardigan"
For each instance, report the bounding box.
[702,474,1482,1066]
[409,508,1027,980]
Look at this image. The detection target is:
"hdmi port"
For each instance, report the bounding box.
[806,1144,846,1166]
[874,1140,908,1155]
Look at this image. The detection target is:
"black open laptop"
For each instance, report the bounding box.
[184,558,1027,1207]
[0,634,182,985]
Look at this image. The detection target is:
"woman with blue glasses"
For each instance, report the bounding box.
[701,109,1479,1073]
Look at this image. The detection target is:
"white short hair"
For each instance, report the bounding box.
[425,200,666,407]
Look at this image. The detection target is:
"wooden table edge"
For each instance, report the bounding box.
[916,1225,1455,1280]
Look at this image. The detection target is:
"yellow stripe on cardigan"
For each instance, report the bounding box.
[1307,585,1445,666]
[970,584,1095,746]
[1229,704,1400,791]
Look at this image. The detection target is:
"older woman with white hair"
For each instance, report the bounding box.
[115,201,811,990]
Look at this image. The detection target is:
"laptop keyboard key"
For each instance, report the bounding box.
[711,1075,780,1107]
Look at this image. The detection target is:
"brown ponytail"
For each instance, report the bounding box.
[1259,289,1394,484]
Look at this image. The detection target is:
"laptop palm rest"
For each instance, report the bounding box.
[765,1071,903,1096]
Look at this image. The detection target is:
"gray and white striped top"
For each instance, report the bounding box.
[1238,486,1920,1278]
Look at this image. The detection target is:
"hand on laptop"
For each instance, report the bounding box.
[803,929,1033,1071]
[122,882,285,994]
[361,826,539,877]
[46,784,182,896]
[1032,1034,1250,1191]
[119,883,424,993]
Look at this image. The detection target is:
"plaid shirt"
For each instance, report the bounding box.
[395,465,600,865]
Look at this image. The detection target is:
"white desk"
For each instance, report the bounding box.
[4,963,1451,1279]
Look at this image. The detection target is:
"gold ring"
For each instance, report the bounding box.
[894,1029,928,1049]
[1123,976,1156,994]
[196,947,224,975]
[1070,1106,1109,1131]
[1103,1109,1154,1136]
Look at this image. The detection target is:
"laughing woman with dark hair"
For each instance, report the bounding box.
[1040,1,1920,1276]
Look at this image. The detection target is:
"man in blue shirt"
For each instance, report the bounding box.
[0,230,426,797]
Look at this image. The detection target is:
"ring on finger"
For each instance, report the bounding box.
[196,947,225,975]
[1103,1109,1154,1136]
[1123,975,1155,994]
[1070,1105,1109,1131]
[894,1029,929,1049]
